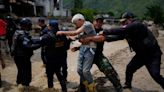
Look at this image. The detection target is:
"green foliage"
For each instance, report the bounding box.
[74,0,83,9]
[64,0,164,20]
[144,4,164,25]
[107,11,114,16]
[64,0,164,19]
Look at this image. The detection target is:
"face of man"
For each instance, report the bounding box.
[74,19,84,28]
[120,20,127,26]
[93,19,103,29]
[120,18,133,27]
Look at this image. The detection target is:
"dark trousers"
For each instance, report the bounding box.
[41,47,47,65]
[14,56,31,86]
[125,53,164,89]
[7,37,12,53]
[94,54,122,91]
[61,55,68,81]
[46,59,67,92]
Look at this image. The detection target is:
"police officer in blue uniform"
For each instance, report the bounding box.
[38,17,47,67]
[40,20,70,92]
[11,18,41,91]
[5,15,17,54]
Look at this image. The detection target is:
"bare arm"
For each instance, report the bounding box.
[79,35,105,44]
[56,26,84,36]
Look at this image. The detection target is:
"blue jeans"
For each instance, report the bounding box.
[77,46,96,84]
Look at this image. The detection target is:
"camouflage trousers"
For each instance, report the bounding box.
[94,54,122,92]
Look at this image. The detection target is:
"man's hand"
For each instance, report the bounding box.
[96,35,105,42]
[67,36,77,41]
[80,35,105,43]
[99,31,104,35]
[79,37,92,44]
[71,47,80,52]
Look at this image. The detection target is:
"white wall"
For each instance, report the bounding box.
[35,0,71,17]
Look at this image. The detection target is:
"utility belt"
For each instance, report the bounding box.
[55,41,64,47]
[43,41,65,49]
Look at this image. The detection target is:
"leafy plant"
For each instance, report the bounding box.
[144,4,164,25]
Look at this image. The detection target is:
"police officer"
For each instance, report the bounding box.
[11,18,40,92]
[38,17,47,67]
[105,12,164,90]
[81,12,164,90]
[40,20,68,92]
[5,15,17,54]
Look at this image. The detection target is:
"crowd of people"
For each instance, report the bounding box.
[0,12,164,92]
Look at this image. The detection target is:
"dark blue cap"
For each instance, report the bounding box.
[122,12,134,19]
[49,19,59,31]
[20,18,32,26]
[120,12,135,22]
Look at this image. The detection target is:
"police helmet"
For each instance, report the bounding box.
[20,18,32,27]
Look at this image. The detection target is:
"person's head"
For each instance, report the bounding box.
[38,17,45,27]
[48,19,59,32]
[71,13,85,28]
[120,12,134,26]
[20,18,32,31]
[93,15,104,29]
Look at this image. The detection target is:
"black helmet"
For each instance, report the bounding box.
[20,18,32,27]
[122,12,134,19]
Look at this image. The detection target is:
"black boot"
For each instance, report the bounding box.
[116,86,123,92]
[123,84,132,89]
